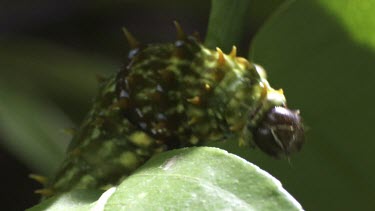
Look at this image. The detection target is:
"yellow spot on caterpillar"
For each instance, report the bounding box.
[129,132,153,148]
[29,174,48,185]
[176,104,185,112]
[78,175,96,187]
[204,83,211,91]
[189,135,199,145]
[119,151,139,170]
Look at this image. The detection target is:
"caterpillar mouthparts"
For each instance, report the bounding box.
[39,21,304,197]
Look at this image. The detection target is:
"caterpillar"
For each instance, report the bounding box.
[34,22,304,197]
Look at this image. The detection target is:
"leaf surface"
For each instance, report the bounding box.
[27,147,302,210]
[105,147,301,211]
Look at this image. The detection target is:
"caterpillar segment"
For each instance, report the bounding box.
[44,22,304,197]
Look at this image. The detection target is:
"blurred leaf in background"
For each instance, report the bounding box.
[249,0,375,210]
[0,83,70,175]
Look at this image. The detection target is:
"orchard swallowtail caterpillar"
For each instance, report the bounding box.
[32,22,304,197]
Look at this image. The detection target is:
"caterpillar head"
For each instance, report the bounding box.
[252,106,304,158]
[206,50,305,158]
[242,65,305,158]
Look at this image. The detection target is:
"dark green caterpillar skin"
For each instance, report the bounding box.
[46,35,301,196]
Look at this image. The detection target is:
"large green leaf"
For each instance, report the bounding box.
[0,82,70,175]
[28,147,302,210]
[248,0,375,210]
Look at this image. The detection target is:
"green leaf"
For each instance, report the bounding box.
[248,0,375,210]
[106,147,301,210]
[27,147,302,210]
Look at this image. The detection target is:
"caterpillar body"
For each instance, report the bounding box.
[39,22,304,197]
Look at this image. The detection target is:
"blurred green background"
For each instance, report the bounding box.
[1,0,374,210]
